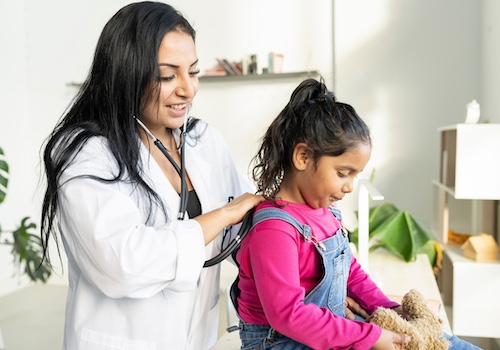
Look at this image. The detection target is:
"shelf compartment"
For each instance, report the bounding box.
[439,123,500,199]
[439,245,500,338]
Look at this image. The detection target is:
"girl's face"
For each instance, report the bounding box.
[140,30,200,133]
[295,142,371,209]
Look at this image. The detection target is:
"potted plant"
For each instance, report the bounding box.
[349,172,442,273]
[0,147,51,283]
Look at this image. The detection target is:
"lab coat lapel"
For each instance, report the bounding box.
[183,145,215,214]
[139,141,181,219]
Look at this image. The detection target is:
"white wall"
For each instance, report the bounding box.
[0,0,332,296]
[481,0,500,123]
[333,0,486,230]
[1,0,499,297]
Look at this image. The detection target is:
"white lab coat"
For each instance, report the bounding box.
[57,121,252,350]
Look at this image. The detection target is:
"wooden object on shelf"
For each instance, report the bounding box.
[216,58,242,76]
[447,229,471,244]
[461,233,499,261]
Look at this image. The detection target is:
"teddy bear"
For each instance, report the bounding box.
[368,289,450,350]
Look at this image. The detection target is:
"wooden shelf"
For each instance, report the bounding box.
[431,180,457,197]
[199,70,320,83]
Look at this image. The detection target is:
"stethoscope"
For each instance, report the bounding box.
[134,115,188,220]
[134,115,252,267]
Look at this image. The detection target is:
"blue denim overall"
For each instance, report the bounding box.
[232,208,483,350]
[234,207,351,350]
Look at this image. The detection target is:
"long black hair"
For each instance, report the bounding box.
[41,2,197,265]
[252,78,371,198]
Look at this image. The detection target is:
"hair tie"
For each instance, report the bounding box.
[307,91,334,105]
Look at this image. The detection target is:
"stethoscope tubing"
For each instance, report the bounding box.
[134,115,251,267]
[134,116,188,219]
[203,208,254,267]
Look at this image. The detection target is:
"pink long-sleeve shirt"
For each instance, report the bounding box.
[236,200,399,350]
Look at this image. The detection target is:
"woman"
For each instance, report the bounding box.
[40,2,262,349]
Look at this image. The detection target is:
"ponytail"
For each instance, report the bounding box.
[252,78,370,199]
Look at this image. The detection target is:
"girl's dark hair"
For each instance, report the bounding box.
[252,78,371,198]
[41,1,197,264]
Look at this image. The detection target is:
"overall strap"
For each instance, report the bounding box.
[252,208,311,240]
[229,206,335,319]
[328,206,342,221]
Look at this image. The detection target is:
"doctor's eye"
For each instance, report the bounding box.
[189,69,200,77]
[158,75,175,82]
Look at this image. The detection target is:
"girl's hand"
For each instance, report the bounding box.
[371,329,410,349]
[391,305,410,320]
[345,296,369,320]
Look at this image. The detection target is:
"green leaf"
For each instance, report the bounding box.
[367,203,400,231]
[348,170,439,268]
[0,147,50,283]
[370,211,432,262]
[349,203,400,245]
[418,239,438,267]
[10,217,52,283]
[0,147,8,204]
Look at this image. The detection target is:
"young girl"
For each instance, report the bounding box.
[234,78,480,349]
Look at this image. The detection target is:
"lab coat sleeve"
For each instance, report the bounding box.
[58,137,206,299]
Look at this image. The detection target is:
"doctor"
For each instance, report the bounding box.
[40,2,262,349]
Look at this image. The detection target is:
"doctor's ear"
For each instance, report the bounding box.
[292,143,309,171]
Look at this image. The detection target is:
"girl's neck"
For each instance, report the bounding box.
[276,179,306,205]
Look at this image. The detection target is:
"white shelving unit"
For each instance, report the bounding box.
[433,123,500,338]
[440,245,500,338]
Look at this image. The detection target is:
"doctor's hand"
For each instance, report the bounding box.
[371,329,410,350]
[194,192,264,245]
[223,193,264,225]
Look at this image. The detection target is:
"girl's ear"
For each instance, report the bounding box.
[292,143,309,171]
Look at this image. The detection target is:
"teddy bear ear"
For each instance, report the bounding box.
[402,289,443,325]
[403,289,426,304]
